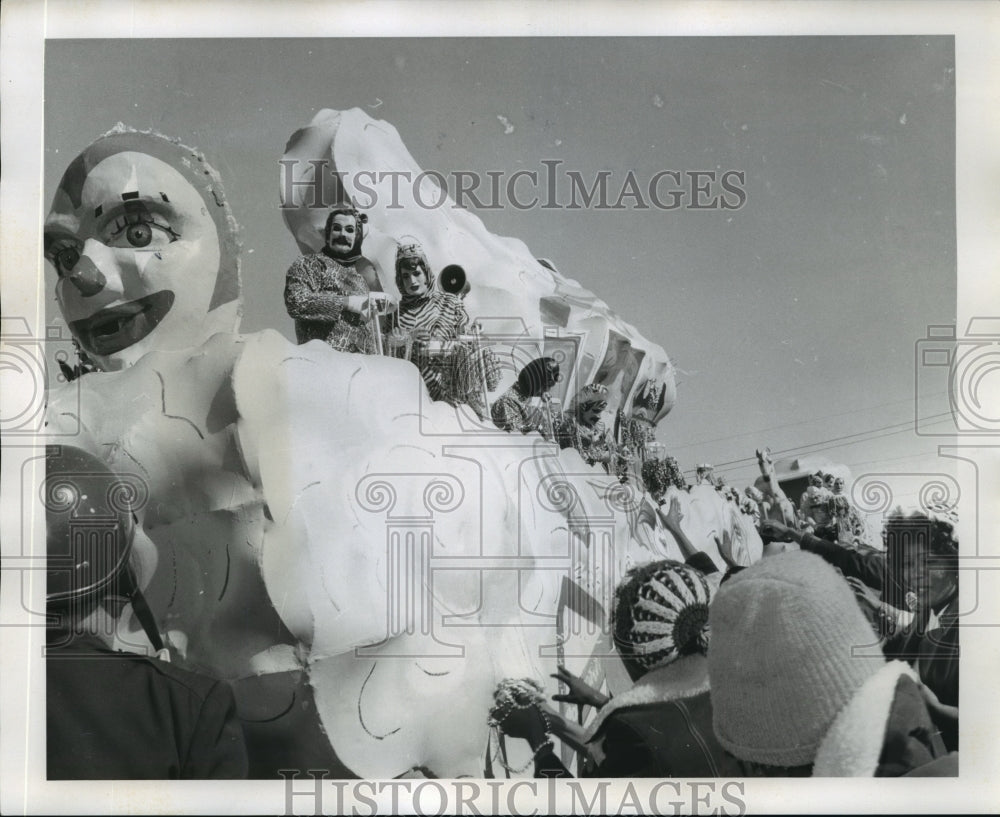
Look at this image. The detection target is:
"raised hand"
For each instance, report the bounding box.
[550,666,610,709]
[760,519,796,542]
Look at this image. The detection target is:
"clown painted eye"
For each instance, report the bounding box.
[125,222,152,247]
[55,246,80,273]
[106,206,180,249]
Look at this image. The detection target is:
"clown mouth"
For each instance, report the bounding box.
[71,291,175,356]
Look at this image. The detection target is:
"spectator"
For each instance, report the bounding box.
[708,551,953,776]
[45,445,248,779]
[753,447,798,527]
[761,503,958,744]
[492,561,739,777]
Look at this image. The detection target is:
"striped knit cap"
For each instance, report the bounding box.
[613,560,714,673]
[708,551,884,768]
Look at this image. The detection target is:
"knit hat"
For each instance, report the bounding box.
[613,560,714,675]
[707,551,884,768]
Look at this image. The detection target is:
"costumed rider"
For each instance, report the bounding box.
[284,205,396,353]
[45,445,248,779]
[798,471,833,534]
[554,383,613,467]
[491,356,561,434]
[830,476,865,545]
[614,378,667,472]
[389,241,500,418]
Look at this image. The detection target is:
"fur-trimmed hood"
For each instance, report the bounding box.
[812,660,947,777]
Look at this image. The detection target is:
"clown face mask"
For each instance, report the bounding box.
[44,132,241,371]
[325,213,360,260]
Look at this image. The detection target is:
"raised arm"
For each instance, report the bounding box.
[760,520,885,590]
[426,294,470,339]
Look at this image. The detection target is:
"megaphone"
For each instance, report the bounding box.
[439,264,471,298]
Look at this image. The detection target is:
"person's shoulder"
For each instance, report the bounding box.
[436,291,466,309]
[288,252,329,271]
[592,707,648,744]
[138,656,232,704]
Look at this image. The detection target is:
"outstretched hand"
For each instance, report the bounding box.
[760,519,797,543]
[844,575,883,624]
[656,496,684,533]
[714,528,740,569]
[550,666,609,709]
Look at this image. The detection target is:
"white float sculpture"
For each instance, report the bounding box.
[43,111,759,778]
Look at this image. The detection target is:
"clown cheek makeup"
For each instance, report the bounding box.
[56,234,220,369]
[57,240,176,357]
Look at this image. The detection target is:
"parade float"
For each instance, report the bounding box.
[43,109,762,777]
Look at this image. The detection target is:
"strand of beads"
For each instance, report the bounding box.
[487,677,546,727]
[487,678,554,774]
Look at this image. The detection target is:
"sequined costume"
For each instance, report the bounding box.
[491,357,561,435]
[491,384,535,433]
[284,251,376,354]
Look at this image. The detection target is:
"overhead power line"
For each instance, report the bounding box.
[664,390,950,453]
[680,411,954,477]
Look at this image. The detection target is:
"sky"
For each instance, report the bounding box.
[42,35,957,502]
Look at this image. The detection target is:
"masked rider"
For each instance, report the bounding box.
[284,206,394,353]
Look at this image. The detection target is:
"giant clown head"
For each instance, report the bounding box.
[44,128,241,371]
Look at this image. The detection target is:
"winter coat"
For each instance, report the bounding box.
[47,634,247,779]
[811,660,952,777]
[580,655,740,778]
